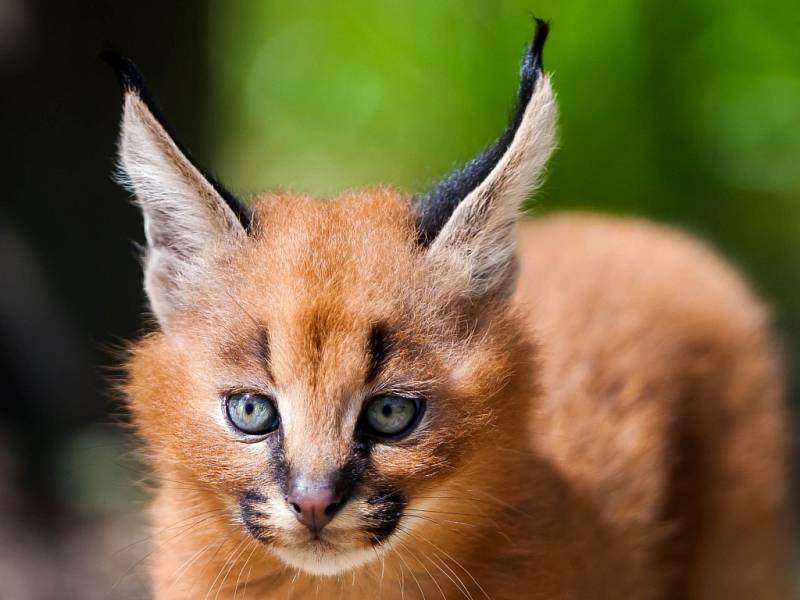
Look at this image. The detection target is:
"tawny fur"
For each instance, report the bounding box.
[125,195,790,599]
[113,24,790,599]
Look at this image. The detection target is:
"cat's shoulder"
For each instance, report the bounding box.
[513,212,783,529]
[514,211,770,340]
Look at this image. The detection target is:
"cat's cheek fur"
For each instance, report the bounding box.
[126,335,270,489]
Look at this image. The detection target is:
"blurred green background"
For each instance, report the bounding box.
[208,1,800,356]
[0,0,797,596]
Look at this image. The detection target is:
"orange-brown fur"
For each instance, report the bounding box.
[112,21,790,598]
[126,191,790,599]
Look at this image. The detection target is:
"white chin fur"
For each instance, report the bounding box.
[273,543,378,576]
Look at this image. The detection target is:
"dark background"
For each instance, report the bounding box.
[0,1,798,596]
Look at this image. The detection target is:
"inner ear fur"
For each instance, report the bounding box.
[103,51,251,327]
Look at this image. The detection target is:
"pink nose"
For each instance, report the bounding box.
[287,483,344,534]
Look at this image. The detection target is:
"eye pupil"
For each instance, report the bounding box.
[245,403,254,415]
[382,404,392,416]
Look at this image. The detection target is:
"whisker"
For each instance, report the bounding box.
[395,542,427,600]
[403,513,483,529]
[447,484,533,519]
[405,507,487,519]
[397,523,491,600]
[186,536,230,599]
[421,546,474,600]
[205,537,248,600]
[233,539,260,599]
[395,524,473,600]
[110,509,228,593]
[398,538,446,600]
[166,539,216,596]
[112,506,227,557]
[214,537,252,600]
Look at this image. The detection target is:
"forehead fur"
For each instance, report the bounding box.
[172,186,424,336]
[207,187,428,367]
[248,186,420,306]
[128,186,520,464]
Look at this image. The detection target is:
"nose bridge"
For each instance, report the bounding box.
[281,392,357,535]
[277,304,363,489]
[282,389,351,483]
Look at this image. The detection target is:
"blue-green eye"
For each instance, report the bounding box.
[362,395,423,439]
[225,393,279,435]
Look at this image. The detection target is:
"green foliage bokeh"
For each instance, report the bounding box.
[208,0,800,352]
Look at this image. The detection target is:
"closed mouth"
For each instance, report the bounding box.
[297,538,336,550]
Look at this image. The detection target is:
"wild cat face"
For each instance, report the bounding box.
[113,20,555,576]
[132,191,501,575]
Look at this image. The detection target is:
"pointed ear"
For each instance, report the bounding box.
[415,19,557,298]
[102,51,252,327]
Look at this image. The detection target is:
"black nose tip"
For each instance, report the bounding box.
[287,483,344,534]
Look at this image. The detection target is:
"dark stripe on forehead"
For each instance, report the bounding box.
[255,327,271,377]
[366,322,395,383]
[304,308,334,386]
[219,325,272,380]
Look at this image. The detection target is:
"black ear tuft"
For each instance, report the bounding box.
[414,18,550,247]
[100,47,253,232]
[100,47,148,99]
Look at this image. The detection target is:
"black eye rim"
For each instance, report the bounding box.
[223,391,281,438]
[358,394,426,442]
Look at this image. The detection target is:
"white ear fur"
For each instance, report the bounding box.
[427,74,557,297]
[116,92,246,326]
